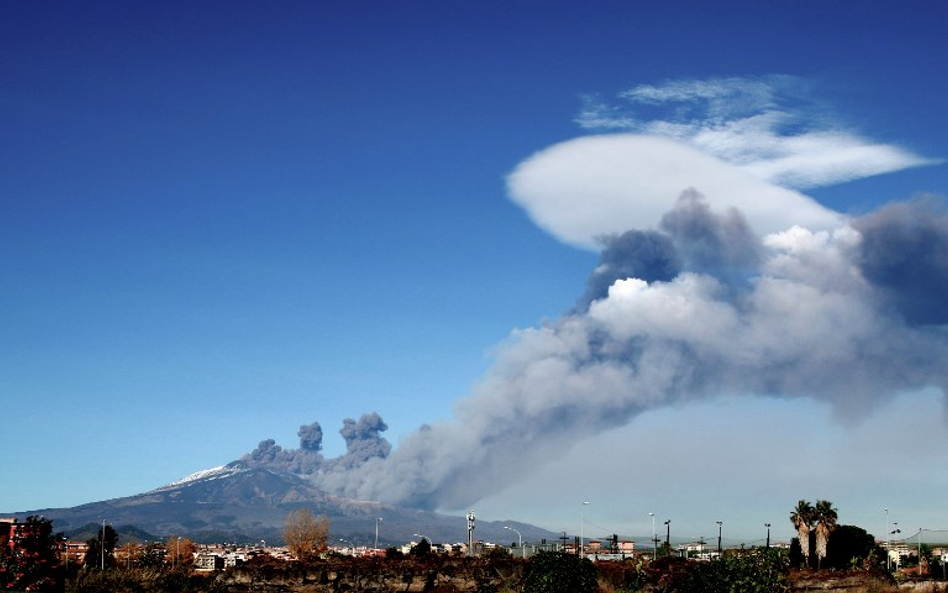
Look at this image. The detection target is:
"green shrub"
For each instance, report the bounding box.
[523,552,598,593]
[676,549,790,593]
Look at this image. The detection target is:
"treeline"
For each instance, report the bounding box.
[2,541,897,593]
[1,501,918,593]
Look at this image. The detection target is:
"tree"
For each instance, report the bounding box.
[410,537,432,556]
[165,536,196,569]
[137,542,168,569]
[284,508,329,561]
[0,515,60,591]
[813,500,838,569]
[83,524,118,569]
[523,551,598,593]
[823,525,881,570]
[116,541,142,569]
[790,500,814,568]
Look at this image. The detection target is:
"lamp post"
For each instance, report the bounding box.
[339,538,355,554]
[891,524,901,568]
[664,520,671,557]
[765,523,771,549]
[505,526,523,558]
[716,521,723,555]
[885,508,890,571]
[649,513,656,561]
[375,517,382,550]
[918,528,923,576]
[580,501,589,558]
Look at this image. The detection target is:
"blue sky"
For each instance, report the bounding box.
[3,1,947,544]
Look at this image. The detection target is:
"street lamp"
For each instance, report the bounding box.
[580,501,589,558]
[664,520,671,557]
[765,523,771,549]
[100,520,106,570]
[649,513,656,560]
[885,508,890,571]
[891,524,901,569]
[505,526,523,558]
[375,517,383,550]
[716,521,723,554]
[918,528,923,576]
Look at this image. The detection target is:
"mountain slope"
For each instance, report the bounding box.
[8,465,556,546]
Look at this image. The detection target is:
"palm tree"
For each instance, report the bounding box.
[790,499,814,567]
[814,499,838,569]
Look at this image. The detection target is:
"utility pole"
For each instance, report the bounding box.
[765,523,771,549]
[716,521,723,554]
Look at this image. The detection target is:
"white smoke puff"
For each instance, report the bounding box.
[588,275,739,345]
[763,224,864,290]
[506,134,842,249]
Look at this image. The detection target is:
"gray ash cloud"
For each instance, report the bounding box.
[852,196,948,325]
[238,413,391,476]
[243,194,948,513]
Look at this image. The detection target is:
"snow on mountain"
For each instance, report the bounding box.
[149,464,245,493]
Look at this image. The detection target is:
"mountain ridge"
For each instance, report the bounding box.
[5,464,557,547]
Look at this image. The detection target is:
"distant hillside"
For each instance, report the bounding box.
[7,464,556,546]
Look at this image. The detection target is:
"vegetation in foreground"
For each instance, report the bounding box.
[3,499,944,593]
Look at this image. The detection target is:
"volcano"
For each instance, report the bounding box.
[6,463,556,546]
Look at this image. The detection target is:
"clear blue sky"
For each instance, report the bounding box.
[3,1,947,544]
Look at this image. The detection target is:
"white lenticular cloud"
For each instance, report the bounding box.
[506,133,841,249]
[576,76,938,190]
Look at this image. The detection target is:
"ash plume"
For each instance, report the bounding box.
[851,197,948,325]
[323,413,392,471]
[578,189,763,310]
[308,194,948,511]
[238,414,390,476]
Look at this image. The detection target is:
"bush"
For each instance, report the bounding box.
[523,552,598,593]
[675,549,789,593]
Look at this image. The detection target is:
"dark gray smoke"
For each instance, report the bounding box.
[298,421,324,452]
[659,188,763,279]
[323,413,392,471]
[578,190,762,310]
[579,229,679,309]
[237,414,390,476]
[307,196,948,511]
[852,197,948,325]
